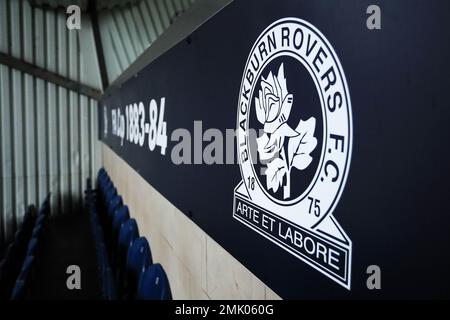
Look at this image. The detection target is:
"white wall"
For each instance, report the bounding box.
[102,144,281,299]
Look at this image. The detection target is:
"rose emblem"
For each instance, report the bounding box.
[255,64,317,199]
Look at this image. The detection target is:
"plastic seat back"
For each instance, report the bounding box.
[107,195,123,221]
[136,263,172,300]
[125,237,152,298]
[111,206,130,255]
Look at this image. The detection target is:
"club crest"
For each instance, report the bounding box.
[233,18,353,289]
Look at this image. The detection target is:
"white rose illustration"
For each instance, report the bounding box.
[255,63,317,199]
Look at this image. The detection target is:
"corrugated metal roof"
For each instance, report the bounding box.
[98,0,196,83]
[0,0,102,245]
[27,0,142,11]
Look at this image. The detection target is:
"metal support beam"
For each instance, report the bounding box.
[89,0,109,91]
[0,51,103,100]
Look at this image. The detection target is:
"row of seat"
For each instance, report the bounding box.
[0,196,50,300]
[85,168,172,300]
[85,179,118,299]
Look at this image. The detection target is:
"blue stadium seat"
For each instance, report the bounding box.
[10,280,26,300]
[107,195,123,223]
[101,178,112,191]
[26,237,38,257]
[20,207,36,236]
[116,218,139,297]
[100,172,110,184]
[104,185,116,202]
[32,223,43,238]
[104,266,117,300]
[95,239,108,273]
[99,176,111,194]
[0,205,38,299]
[111,206,130,259]
[19,255,35,279]
[35,213,46,227]
[89,208,100,236]
[96,241,117,300]
[11,255,35,300]
[38,195,51,217]
[125,237,152,298]
[97,168,107,181]
[117,219,139,259]
[99,186,116,223]
[136,263,172,300]
[112,205,129,235]
[102,195,123,250]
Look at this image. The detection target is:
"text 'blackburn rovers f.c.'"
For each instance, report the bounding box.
[233,18,353,289]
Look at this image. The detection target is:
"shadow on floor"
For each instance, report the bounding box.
[30,210,101,299]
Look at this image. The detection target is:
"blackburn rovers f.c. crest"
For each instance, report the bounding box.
[233,18,353,289]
